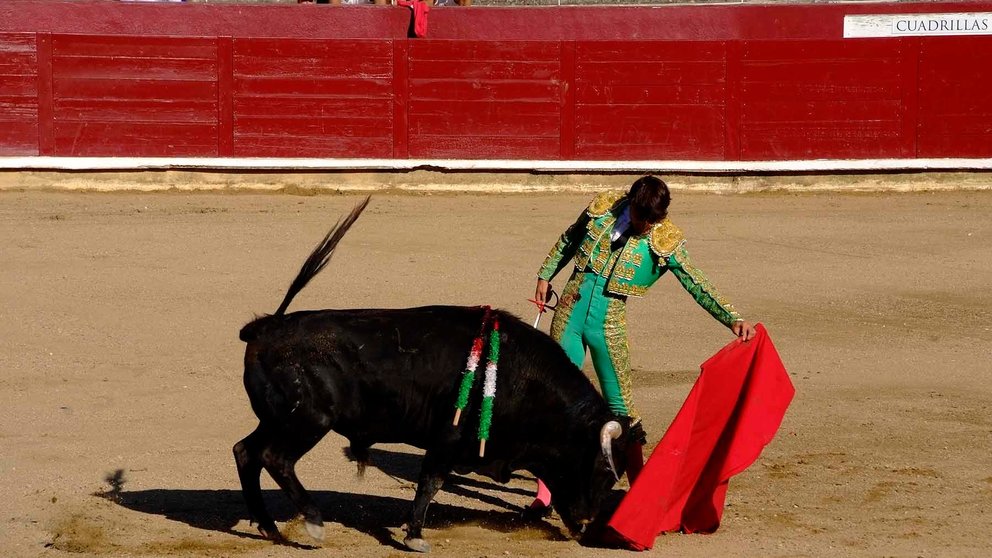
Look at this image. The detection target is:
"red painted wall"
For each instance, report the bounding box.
[1,1,990,160]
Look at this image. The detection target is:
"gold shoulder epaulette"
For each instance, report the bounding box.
[649,219,684,257]
[586,190,626,218]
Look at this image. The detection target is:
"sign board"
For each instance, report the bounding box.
[844,12,992,38]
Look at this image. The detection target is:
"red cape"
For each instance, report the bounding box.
[606,323,794,550]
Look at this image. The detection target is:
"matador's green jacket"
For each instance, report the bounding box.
[538,190,742,327]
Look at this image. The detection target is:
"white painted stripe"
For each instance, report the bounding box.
[3,157,992,172]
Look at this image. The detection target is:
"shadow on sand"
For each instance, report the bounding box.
[354,447,536,511]
[99,447,568,549]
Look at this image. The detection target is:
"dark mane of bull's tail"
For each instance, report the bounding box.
[240,196,370,342]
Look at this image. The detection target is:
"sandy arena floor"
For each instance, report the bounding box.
[1,189,990,557]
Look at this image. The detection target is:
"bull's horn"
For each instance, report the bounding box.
[600,420,622,482]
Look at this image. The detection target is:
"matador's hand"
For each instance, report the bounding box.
[732,320,757,342]
[535,279,550,307]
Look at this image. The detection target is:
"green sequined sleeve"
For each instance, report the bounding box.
[537,210,590,281]
[666,242,743,328]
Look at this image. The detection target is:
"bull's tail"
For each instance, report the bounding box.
[239,196,370,343]
[274,196,370,317]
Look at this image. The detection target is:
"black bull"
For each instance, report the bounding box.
[234,198,636,551]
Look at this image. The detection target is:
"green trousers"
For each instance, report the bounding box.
[550,271,636,418]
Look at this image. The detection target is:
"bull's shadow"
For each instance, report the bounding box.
[101,446,567,550]
[357,447,535,511]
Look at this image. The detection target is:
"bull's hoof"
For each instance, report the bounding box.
[257,524,283,542]
[403,537,431,553]
[521,502,552,521]
[305,520,325,542]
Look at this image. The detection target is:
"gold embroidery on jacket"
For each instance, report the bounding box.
[590,235,611,274]
[606,282,649,297]
[538,236,566,280]
[586,190,626,218]
[576,236,596,269]
[613,264,637,281]
[610,245,642,281]
[582,215,615,275]
[649,219,685,257]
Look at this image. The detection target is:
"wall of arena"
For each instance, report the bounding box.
[1,0,991,179]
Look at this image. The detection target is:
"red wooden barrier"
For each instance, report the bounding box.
[918,39,992,157]
[0,33,39,155]
[1,0,990,162]
[232,39,395,157]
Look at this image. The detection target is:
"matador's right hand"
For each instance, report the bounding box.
[535,279,551,308]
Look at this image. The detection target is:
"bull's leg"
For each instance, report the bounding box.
[404,451,450,553]
[233,425,281,540]
[260,428,329,542]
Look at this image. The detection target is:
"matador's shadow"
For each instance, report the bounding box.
[101,447,566,549]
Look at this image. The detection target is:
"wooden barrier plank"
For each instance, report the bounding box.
[232,135,392,158]
[54,78,217,101]
[54,122,218,156]
[575,84,726,105]
[234,77,393,98]
[236,116,392,137]
[744,99,904,122]
[724,40,742,160]
[409,79,561,102]
[575,106,726,160]
[575,41,727,62]
[412,136,559,159]
[0,122,37,156]
[235,38,391,58]
[218,36,234,157]
[407,39,561,159]
[741,39,908,160]
[234,97,393,118]
[392,39,409,159]
[577,61,726,86]
[35,33,52,155]
[52,34,217,58]
[409,59,560,81]
[574,40,727,161]
[559,40,575,160]
[409,103,559,137]
[411,41,558,61]
[54,98,217,122]
[917,37,992,157]
[741,121,905,160]
[48,34,219,156]
[52,56,217,81]
[0,32,38,155]
[233,37,393,158]
[0,74,38,96]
